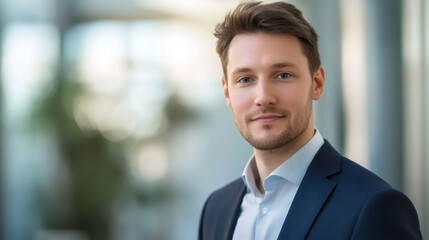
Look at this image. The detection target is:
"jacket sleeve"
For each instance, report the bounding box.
[351,188,422,240]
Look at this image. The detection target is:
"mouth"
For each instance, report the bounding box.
[251,114,285,124]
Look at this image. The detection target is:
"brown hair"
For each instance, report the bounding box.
[214,1,321,78]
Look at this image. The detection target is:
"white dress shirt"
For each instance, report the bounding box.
[232,130,324,240]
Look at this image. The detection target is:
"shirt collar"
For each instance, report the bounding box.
[241,129,325,194]
[242,156,260,195]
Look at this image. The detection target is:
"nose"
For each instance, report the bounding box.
[254,79,277,107]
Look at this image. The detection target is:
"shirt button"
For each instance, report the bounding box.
[262,208,269,215]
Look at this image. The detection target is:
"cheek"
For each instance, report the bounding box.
[229,91,251,113]
[280,84,311,108]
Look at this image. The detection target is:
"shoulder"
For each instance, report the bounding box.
[313,142,422,238]
[204,178,245,208]
[351,187,422,239]
[315,141,392,195]
[333,158,415,210]
[314,140,415,211]
[329,153,405,204]
[199,178,245,240]
[337,157,390,191]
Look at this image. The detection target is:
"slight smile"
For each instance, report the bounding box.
[251,114,285,124]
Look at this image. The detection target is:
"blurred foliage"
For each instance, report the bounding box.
[32,78,131,239]
[31,69,194,239]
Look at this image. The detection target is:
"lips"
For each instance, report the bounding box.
[251,114,285,124]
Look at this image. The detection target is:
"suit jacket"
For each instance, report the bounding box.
[198,141,422,240]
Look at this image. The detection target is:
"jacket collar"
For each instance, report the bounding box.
[277,140,342,239]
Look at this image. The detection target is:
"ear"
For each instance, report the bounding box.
[312,66,325,100]
[222,76,232,109]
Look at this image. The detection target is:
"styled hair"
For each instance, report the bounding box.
[214,1,321,78]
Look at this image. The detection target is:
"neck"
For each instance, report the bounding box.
[253,119,315,195]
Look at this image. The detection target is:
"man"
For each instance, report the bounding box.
[198,1,422,240]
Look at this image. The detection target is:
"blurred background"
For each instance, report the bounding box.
[0,0,428,239]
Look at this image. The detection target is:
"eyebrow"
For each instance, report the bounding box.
[271,62,298,69]
[231,62,298,76]
[231,67,252,76]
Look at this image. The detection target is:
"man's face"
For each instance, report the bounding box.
[222,33,324,151]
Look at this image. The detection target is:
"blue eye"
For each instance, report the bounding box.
[277,73,291,79]
[238,77,252,83]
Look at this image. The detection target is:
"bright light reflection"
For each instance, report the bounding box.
[71,19,223,142]
[160,22,222,108]
[133,143,169,181]
[2,22,58,121]
[77,22,128,95]
[71,22,171,141]
[129,22,162,66]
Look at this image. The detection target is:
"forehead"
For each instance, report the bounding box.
[226,33,309,76]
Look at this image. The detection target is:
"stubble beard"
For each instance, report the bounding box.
[234,95,313,151]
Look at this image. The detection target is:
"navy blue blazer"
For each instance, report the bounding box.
[199,141,422,240]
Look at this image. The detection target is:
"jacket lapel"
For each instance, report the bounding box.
[277,141,342,239]
[217,180,246,240]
